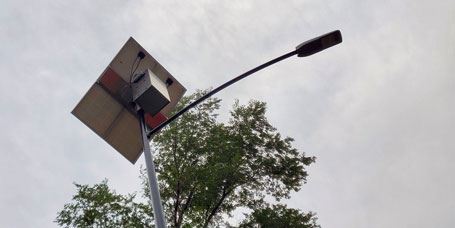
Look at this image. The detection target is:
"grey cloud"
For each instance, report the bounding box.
[0,0,454,227]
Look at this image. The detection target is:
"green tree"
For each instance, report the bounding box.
[239,204,320,228]
[55,180,152,227]
[57,91,318,227]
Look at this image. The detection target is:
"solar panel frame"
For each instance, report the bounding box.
[72,37,186,164]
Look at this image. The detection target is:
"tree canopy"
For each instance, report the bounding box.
[239,204,319,228]
[56,180,152,227]
[57,91,318,227]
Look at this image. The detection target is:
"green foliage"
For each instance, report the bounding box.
[239,204,320,228]
[57,91,318,227]
[150,90,316,227]
[55,180,153,228]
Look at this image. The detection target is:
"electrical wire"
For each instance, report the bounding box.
[129,56,143,84]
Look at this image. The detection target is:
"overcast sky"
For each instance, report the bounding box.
[1,0,454,227]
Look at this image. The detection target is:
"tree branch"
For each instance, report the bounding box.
[176,184,197,227]
[202,185,235,228]
[173,181,181,227]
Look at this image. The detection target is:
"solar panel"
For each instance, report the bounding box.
[72,37,186,164]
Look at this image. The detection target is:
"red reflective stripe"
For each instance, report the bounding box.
[99,68,125,94]
[145,112,168,129]
[100,68,168,130]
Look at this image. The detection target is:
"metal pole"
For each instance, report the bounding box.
[139,110,167,228]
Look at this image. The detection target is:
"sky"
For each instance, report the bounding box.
[0,0,454,227]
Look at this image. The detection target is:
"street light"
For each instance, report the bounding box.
[72,30,342,228]
[296,30,342,57]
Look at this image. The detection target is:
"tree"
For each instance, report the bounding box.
[55,180,152,227]
[239,204,320,228]
[57,91,318,227]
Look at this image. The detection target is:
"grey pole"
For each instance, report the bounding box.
[139,110,167,228]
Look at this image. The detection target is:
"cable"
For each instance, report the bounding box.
[129,56,139,83]
[129,55,144,84]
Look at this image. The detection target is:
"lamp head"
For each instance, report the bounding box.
[296,30,342,57]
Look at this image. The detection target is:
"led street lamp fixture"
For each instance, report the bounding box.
[296,30,342,57]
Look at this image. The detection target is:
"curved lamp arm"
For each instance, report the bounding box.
[147,30,342,139]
